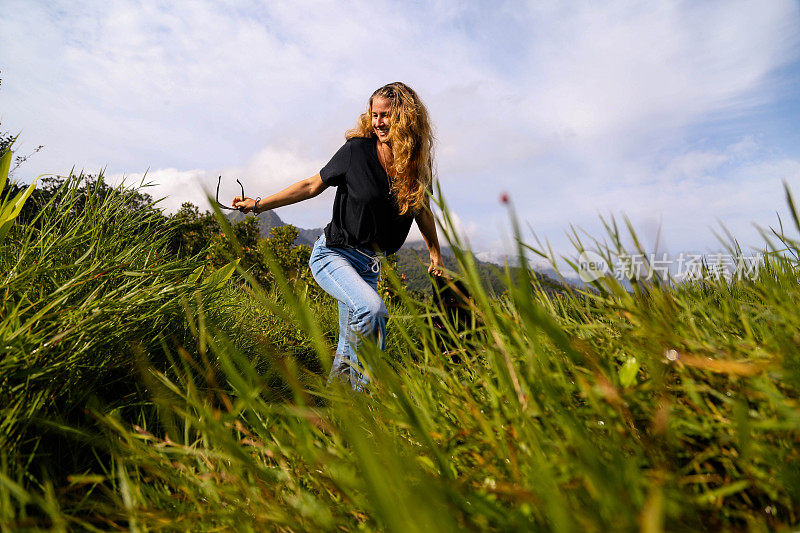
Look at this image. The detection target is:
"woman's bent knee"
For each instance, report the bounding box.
[350,295,387,333]
[358,293,386,319]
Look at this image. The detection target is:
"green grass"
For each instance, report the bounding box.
[1,169,799,531]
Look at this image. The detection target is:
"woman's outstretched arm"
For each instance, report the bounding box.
[232,173,328,214]
[414,196,444,275]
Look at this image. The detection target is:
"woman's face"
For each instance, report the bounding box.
[371,96,392,143]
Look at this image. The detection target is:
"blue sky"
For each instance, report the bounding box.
[2,0,800,263]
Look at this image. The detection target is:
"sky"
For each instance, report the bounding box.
[2,0,800,266]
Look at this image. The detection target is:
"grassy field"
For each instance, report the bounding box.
[1,157,799,530]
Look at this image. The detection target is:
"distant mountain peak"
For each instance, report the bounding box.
[225,210,323,246]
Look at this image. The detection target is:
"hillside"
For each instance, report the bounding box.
[3,172,799,530]
[396,242,565,295]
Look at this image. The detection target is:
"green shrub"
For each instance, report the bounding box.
[0,173,212,478]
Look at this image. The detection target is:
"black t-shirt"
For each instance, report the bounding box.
[320,137,415,255]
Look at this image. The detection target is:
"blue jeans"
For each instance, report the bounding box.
[309,234,387,390]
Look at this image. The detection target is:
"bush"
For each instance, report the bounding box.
[0,173,209,477]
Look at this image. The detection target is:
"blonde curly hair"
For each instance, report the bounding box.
[346,82,435,215]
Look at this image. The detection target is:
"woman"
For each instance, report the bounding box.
[233,82,443,390]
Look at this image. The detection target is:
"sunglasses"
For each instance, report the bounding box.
[214,175,247,212]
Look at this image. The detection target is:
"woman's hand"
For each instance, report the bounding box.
[428,252,445,276]
[232,196,258,214]
[415,196,444,277]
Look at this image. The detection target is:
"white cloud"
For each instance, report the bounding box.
[507,138,800,256]
[105,168,212,214]
[107,145,330,216]
[2,0,800,256]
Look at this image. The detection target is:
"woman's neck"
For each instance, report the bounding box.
[376,140,394,176]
